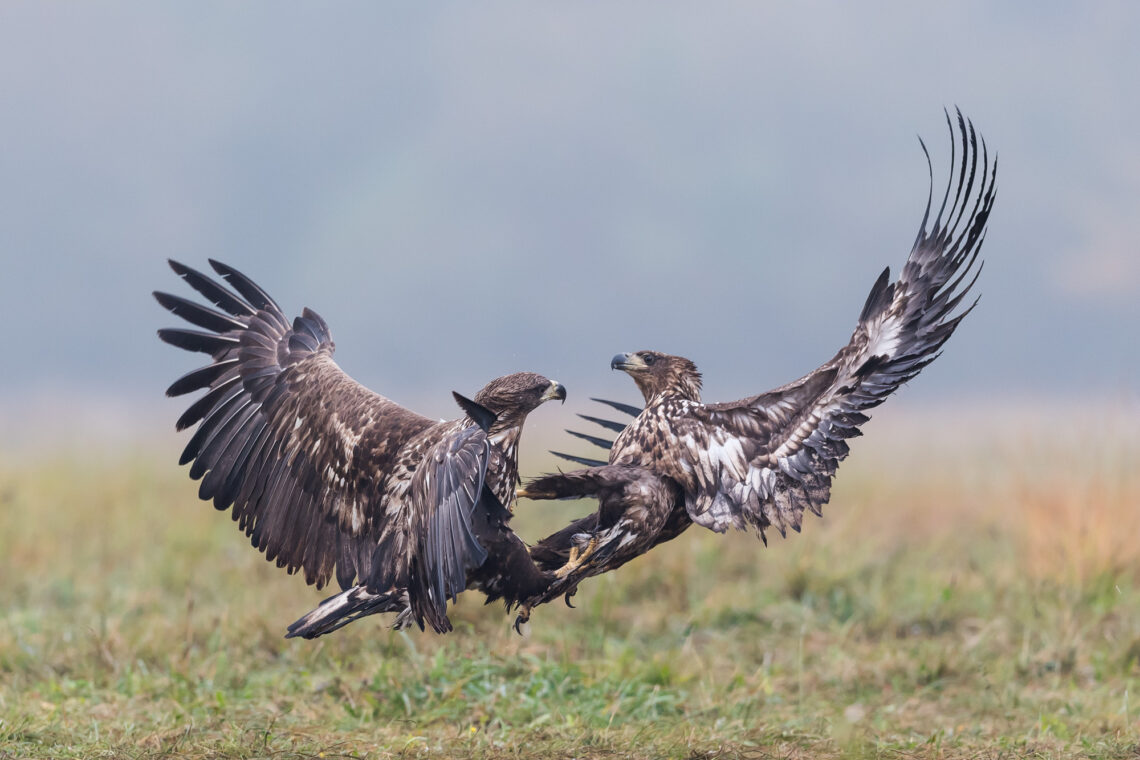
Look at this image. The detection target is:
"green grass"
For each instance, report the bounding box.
[3,409,1140,758]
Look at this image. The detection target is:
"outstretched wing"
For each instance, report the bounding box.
[550,398,642,467]
[676,111,996,540]
[156,259,434,590]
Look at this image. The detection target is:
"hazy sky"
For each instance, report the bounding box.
[1,3,1137,443]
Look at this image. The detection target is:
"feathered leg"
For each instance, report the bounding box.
[514,466,680,630]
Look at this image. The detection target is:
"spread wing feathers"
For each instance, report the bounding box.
[590,397,643,417]
[551,398,643,467]
[549,452,610,468]
[678,111,996,540]
[564,429,615,451]
[156,259,435,590]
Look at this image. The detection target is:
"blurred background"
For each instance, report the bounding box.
[3,7,1139,753]
[1,2,1137,452]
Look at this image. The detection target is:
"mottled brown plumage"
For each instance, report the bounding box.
[156,260,564,634]
[521,113,997,621]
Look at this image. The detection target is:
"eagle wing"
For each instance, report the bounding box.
[550,398,642,467]
[397,397,505,632]
[156,259,434,590]
[675,112,996,540]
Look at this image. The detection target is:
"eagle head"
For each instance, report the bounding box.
[611,351,702,404]
[472,372,566,432]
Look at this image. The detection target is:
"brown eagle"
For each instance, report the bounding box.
[155,260,564,634]
[518,112,996,620]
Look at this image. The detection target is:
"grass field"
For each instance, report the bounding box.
[2,405,1140,758]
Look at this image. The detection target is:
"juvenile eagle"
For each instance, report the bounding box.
[155,260,564,633]
[518,113,996,618]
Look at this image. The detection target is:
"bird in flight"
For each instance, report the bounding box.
[155,260,565,634]
[517,111,996,624]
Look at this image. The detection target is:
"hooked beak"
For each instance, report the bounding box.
[542,381,567,404]
[611,352,645,372]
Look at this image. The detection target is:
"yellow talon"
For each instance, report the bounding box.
[513,604,532,634]
[555,537,598,579]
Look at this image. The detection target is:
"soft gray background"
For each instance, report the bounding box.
[1,2,1137,448]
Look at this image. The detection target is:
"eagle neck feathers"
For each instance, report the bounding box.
[490,424,523,492]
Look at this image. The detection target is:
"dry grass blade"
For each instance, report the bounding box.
[2,404,1139,758]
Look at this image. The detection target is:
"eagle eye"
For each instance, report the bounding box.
[642,354,657,366]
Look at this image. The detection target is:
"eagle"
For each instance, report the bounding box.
[154,260,565,633]
[517,112,996,621]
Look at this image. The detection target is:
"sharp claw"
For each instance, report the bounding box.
[563,590,577,608]
[513,604,532,634]
[554,537,599,579]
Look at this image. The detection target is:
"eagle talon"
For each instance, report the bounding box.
[563,589,578,608]
[513,605,532,634]
[555,537,599,579]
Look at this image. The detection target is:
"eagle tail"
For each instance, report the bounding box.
[284,586,406,639]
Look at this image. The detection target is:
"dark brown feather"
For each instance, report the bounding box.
[158,261,562,635]
[522,113,996,621]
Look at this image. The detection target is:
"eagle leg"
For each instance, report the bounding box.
[515,484,564,501]
[513,604,532,634]
[555,536,599,579]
